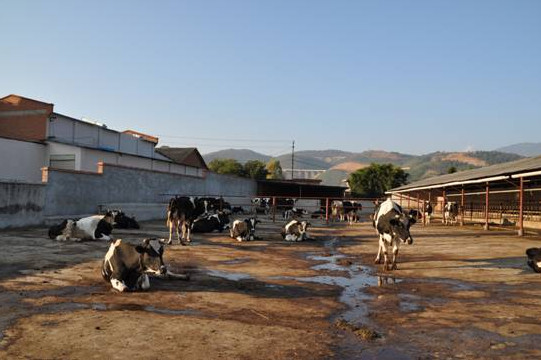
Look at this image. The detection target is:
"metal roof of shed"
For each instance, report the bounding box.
[388,155,541,193]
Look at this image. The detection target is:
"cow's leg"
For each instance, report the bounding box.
[382,243,389,271]
[185,223,191,243]
[374,235,384,264]
[137,274,150,290]
[391,242,399,270]
[167,222,173,244]
[110,278,128,292]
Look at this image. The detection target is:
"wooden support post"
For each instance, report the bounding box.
[272,197,276,223]
[484,182,490,231]
[325,198,330,224]
[442,189,446,224]
[460,186,465,226]
[416,192,420,220]
[518,177,524,236]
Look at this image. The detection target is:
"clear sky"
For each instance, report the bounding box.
[2,1,540,156]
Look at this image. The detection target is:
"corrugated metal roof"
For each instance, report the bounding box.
[389,155,541,193]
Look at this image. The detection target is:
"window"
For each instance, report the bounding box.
[49,154,75,170]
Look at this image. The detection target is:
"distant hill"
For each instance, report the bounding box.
[496,143,541,157]
[203,149,271,164]
[202,148,524,186]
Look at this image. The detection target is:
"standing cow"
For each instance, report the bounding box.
[373,199,416,271]
[444,202,459,225]
[423,201,433,225]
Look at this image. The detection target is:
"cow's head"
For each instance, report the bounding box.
[246,218,260,239]
[389,213,415,245]
[136,238,166,275]
[299,221,311,239]
[103,211,116,225]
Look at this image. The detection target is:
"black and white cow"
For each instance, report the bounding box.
[252,198,270,215]
[231,206,246,215]
[283,207,308,220]
[373,199,416,271]
[526,248,541,273]
[48,212,115,241]
[113,210,140,229]
[444,202,459,225]
[423,202,433,225]
[166,196,207,245]
[101,238,167,292]
[230,218,260,242]
[191,212,230,233]
[343,201,362,225]
[281,220,311,241]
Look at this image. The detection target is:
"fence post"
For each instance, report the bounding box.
[325,198,330,224]
[272,196,276,223]
[484,182,490,231]
[518,177,524,236]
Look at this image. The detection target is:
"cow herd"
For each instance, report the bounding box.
[46,196,540,292]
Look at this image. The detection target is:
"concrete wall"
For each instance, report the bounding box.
[0,137,47,183]
[42,164,257,221]
[0,182,45,228]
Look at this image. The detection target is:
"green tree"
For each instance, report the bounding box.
[243,160,268,179]
[208,158,245,176]
[348,163,408,197]
[266,159,283,180]
[447,166,458,174]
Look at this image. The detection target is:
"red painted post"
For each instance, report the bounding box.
[484,183,490,231]
[407,193,411,211]
[399,194,403,208]
[325,198,330,224]
[272,196,276,223]
[518,177,524,236]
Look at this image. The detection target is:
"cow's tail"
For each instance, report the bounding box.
[166,210,172,227]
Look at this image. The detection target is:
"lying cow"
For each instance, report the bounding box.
[113,210,140,229]
[230,218,260,242]
[283,207,308,220]
[444,202,459,225]
[373,199,416,271]
[191,212,230,233]
[526,248,541,273]
[48,212,115,241]
[281,220,311,241]
[101,238,167,292]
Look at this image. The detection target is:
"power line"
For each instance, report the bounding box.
[156,134,290,143]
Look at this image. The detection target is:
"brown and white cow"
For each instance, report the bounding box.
[281,220,311,241]
[230,218,260,241]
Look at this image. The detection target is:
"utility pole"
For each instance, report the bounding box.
[291,140,295,180]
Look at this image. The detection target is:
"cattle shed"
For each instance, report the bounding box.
[386,155,541,235]
[256,179,346,198]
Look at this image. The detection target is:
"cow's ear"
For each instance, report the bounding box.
[135,245,146,254]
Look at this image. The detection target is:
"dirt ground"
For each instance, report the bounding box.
[1,217,541,359]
